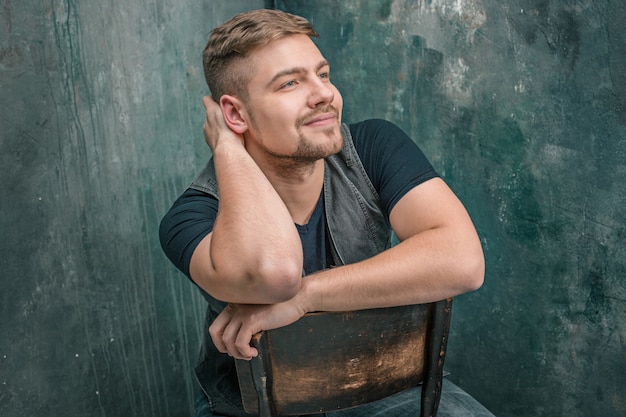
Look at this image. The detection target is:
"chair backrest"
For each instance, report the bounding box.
[235,299,453,417]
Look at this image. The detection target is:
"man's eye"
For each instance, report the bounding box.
[319,72,329,79]
[281,80,296,89]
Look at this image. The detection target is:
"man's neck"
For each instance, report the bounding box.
[262,159,325,225]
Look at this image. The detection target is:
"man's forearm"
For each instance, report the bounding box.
[299,225,484,313]
[190,139,303,304]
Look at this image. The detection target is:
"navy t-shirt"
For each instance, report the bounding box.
[159,119,438,278]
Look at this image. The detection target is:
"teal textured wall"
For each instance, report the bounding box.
[277,1,626,416]
[0,1,265,416]
[2,0,625,416]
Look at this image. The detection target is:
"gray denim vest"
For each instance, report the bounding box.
[189,123,393,416]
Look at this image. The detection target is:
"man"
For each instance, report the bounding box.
[160,8,493,417]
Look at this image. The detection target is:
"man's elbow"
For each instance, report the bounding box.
[193,253,302,304]
[465,257,485,292]
[456,246,485,294]
[254,256,303,302]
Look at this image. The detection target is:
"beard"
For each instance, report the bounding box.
[251,105,343,166]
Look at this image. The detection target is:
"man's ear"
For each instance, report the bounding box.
[219,95,248,134]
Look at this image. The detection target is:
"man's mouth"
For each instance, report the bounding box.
[300,107,338,127]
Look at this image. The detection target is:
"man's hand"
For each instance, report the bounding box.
[209,299,307,360]
[202,95,243,151]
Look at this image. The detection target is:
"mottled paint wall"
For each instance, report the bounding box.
[278,1,626,416]
[3,0,625,416]
[0,1,265,416]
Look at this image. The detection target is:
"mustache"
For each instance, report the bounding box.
[297,105,339,126]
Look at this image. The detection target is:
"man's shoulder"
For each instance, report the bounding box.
[347,118,404,146]
[347,118,397,136]
[346,118,406,157]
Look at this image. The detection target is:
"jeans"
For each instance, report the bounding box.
[194,379,495,417]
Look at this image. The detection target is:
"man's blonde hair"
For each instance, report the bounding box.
[202,9,318,100]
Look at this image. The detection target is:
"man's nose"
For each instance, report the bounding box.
[308,78,335,107]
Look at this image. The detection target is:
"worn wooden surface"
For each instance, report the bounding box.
[236,304,432,415]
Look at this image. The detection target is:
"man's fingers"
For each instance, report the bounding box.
[216,306,252,360]
[202,95,214,109]
[208,304,235,354]
[208,325,227,354]
[235,329,258,359]
[221,317,239,349]
[202,95,220,118]
[222,319,256,360]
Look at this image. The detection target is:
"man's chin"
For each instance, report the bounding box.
[330,133,343,155]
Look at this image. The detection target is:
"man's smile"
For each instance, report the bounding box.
[300,106,339,127]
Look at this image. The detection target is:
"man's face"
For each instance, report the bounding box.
[240,34,344,165]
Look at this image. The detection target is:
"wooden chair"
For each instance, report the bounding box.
[235,299,453,417]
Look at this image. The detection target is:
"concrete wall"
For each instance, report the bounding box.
[278,1,626,416]
[0,1,266,416]
[2,0,625,416]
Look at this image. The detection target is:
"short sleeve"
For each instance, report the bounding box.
[159,188,219,277]
[348,119,439,216]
